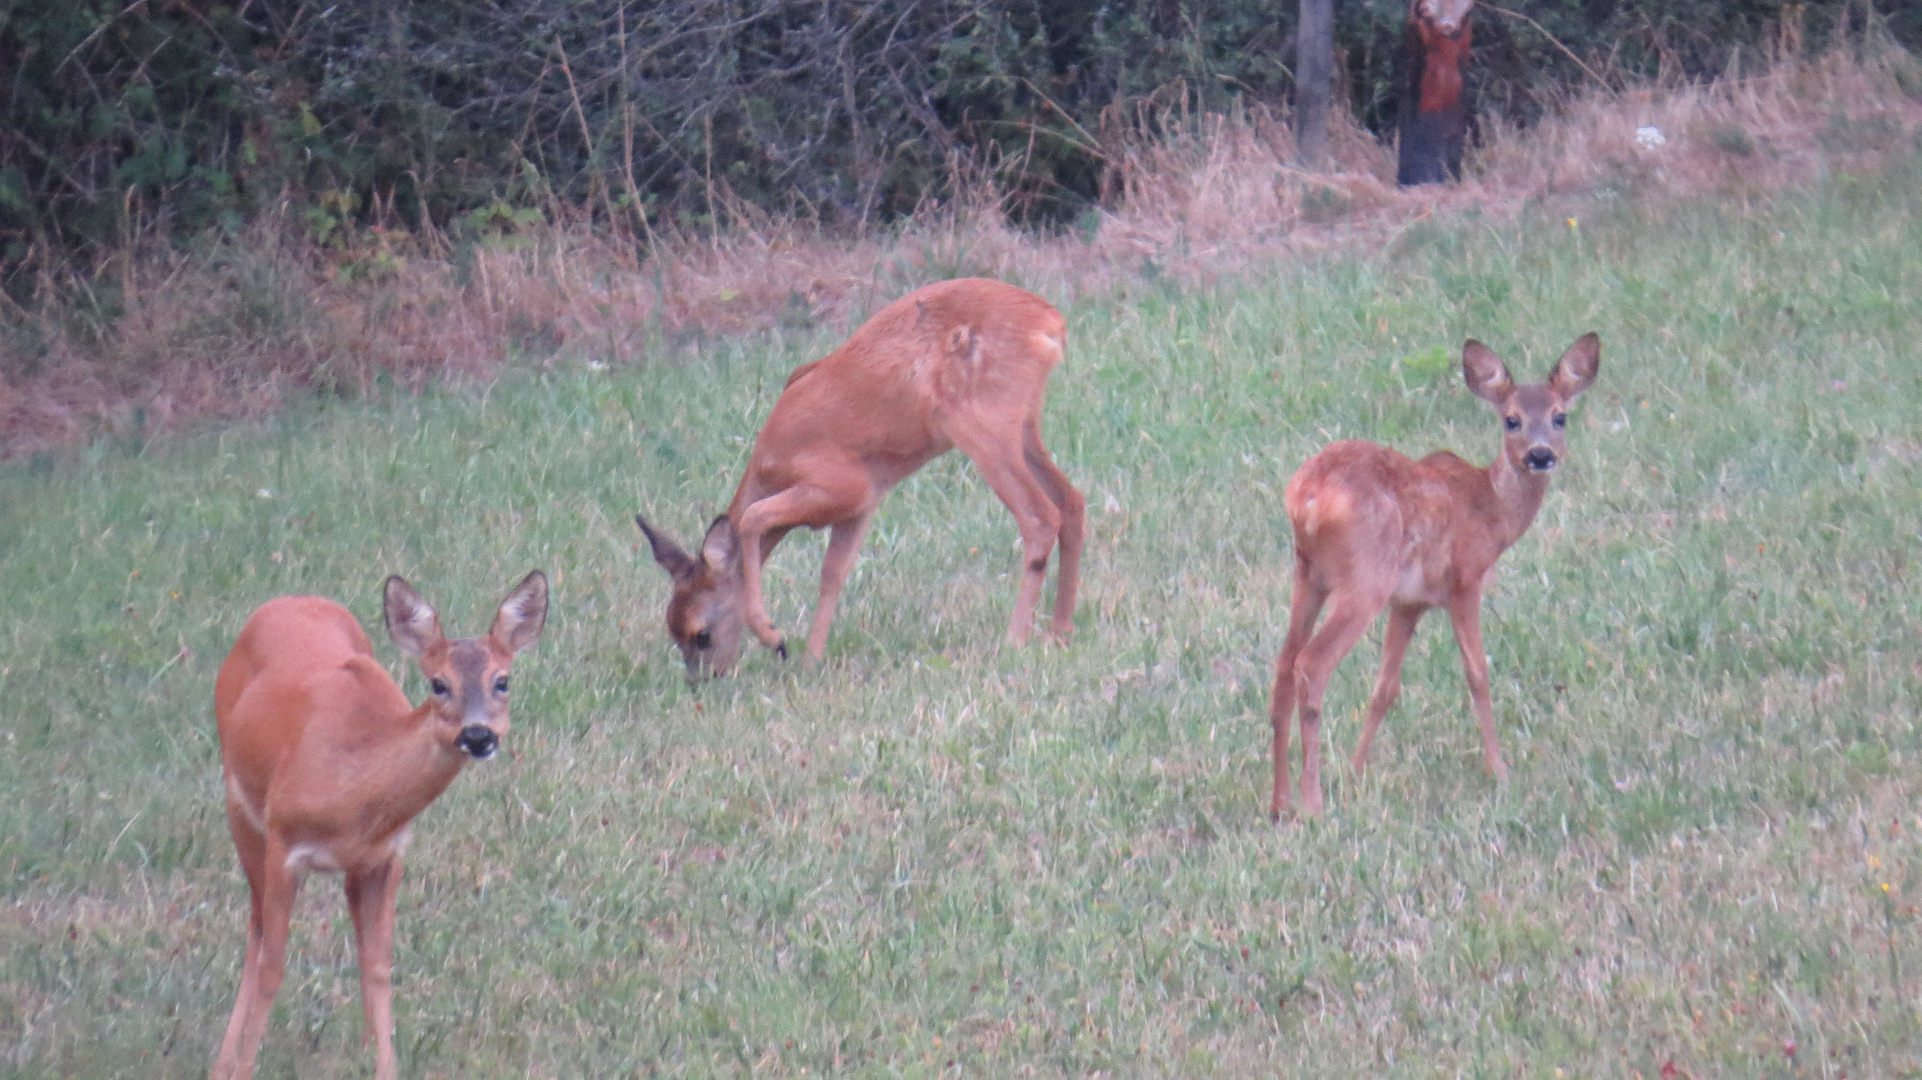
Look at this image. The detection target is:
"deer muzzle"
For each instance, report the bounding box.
[456,724,499,759]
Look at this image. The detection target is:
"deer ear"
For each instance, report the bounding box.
[1462,339,1515,404]
[1550,332,1600,400]
[383,576,444,658]
[635,515,695,580]
[491,570,549,654]
[700,516,741,574]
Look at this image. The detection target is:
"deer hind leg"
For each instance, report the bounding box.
[1269,562,1329,822]
[1292,587,1389,818]
[346,856,404,1080]
[1351,604,1424,777]
[950,419,1063,646]
[737,474,872,652]
[1021,420,1085,641]
[804,511,876,662]
[976,461,1062,647]
[1446,594,1508,782]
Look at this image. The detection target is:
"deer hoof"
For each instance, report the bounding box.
[774,640,789,661]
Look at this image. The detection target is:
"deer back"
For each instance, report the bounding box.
[744,278,1066,480]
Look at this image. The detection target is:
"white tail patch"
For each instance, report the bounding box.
[284,842,342,875]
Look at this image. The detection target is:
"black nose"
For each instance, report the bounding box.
[457,724,499,759]
[1524,447,1557,471]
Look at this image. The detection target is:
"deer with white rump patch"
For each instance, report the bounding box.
[209,572,547,1080]
[1268,334,1599,820]
[636,277,1085,675]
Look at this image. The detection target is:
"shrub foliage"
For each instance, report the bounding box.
[1,0,1909,263]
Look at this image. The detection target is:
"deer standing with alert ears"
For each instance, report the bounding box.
[636,277,1085,676]
[209,572,548,1080]
[1268,334,1599,820]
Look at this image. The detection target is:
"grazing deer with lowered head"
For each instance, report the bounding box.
[636,277,1085,676]
[1268,334,1599,820]
[209,572,547,1080]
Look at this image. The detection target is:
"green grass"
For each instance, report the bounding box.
[3,156,1921,1078]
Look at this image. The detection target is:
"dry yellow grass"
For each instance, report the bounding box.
[1,36,1916,457]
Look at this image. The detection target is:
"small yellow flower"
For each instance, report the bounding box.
[1566,217,1579,230]
[1882,883,1892,892]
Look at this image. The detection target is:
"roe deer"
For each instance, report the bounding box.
[635,277,1085,675]
[1268,334,1599,820]
[210,572,548,1080]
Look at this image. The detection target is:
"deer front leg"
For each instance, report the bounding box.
[211,886,266,1079]
[346,856,405,1080]
[804,511,876,662]
[1447,594,1508,783]
[212,815,268,1080]
[738,479,870,654]
[215,844,298,1080]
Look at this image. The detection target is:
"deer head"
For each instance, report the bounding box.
[635,515,749,677]
[383,571,549,758]
[1462,332,1601,476]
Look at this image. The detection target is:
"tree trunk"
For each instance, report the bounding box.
[1398,0,1474,186]
[1297,0,1334,170]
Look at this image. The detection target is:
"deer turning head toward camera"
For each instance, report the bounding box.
[210,572,548,1080]
[1267,334,1599,821]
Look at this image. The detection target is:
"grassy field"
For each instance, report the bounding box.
[3,149,1921,1078]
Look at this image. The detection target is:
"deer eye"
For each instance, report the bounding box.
[1503,415,1522,431]
[494,676,510,694]
[430,678,451,696]
[1552,413,1567,429]
[691,630,713,650]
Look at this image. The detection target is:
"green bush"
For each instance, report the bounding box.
[0,0,1908,274]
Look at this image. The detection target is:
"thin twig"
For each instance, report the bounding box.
[1005,77,1109,162]
[615,2,659,255]
[554,36,619,228]
[1478,3,1611,89]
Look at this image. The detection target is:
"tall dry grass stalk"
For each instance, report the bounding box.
[1,34,1917,458]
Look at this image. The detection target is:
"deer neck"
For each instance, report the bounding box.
[363,702,469,834]
[1486,452,1550,549]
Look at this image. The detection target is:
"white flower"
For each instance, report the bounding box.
[256,488,273,498]
[1633,126,1666,149]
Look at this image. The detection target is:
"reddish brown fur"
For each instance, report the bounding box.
[1268,334,1598,820]
[637,277,1085,675]
[1413,8,1473,114]
[1422,16,1476,112]
[210,573,547,1080]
